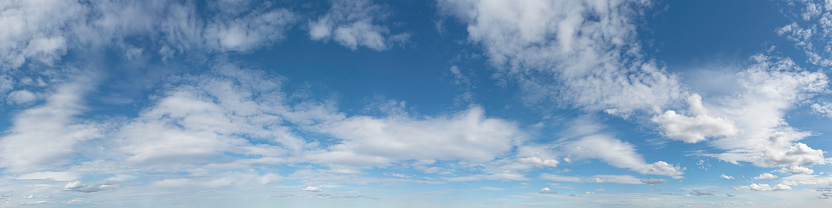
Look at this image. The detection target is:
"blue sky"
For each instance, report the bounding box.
[2,0,832,207]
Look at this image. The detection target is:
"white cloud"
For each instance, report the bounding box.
[777,166,815,175]
[753,173,778,180]
[736,183,792,191]
[694,55,830,168]
[652,94,738,143]
[811,102,832,118]
[565,135,684,178]
[538,187,557,194]
[115,66,308,168]
[63,181,117,193]
[0,0,83,68]
[0,0,300,69]
[309,0,407,51]
[780,174,832,186]
[302,186,323,192]
[540,173,661,185]
[308,106,524,167]
[0,76,101,173]
[5,90,37,105]
[438,0,682,114]
[720,174,735,180]
[203,8,297,52]
[517,157,559,168]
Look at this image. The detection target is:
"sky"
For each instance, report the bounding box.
[1,0,832,207]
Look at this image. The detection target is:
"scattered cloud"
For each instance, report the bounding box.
[309,0,408,51]
[777,166,815,175]
[753,173,778,180]
[720,174,735,180]
[541,174,662,185]
[736,183,792,191]
[302,186,323,192]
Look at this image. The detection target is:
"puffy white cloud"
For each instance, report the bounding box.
[63,181,117,193]
[736,183,792,191]
[517,157,559,168]
[439,0,682,115]
[753,173,778,180]
[0,76,101,173]
[308,106,524,167]
[720,174,735,180]
[309,0,408,51]
[565,135,684,178]
[777,166,815,175]
[302,186,323,192]
[652,94,737,143]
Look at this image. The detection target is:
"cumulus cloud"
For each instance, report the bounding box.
[63,181,117,193]
[753,173,778,180]
[736,183,792,191]
[439,0,681,115]
[652,94,738,143]
[720,174,735,180]
[309,0,408,51]
[777,166,815,175]
[695,55,830,168]
[565,135,684,178]
[308,106,524,167]
[0,76,101,173]
[302,186,323,192]
[517,157,559,168]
